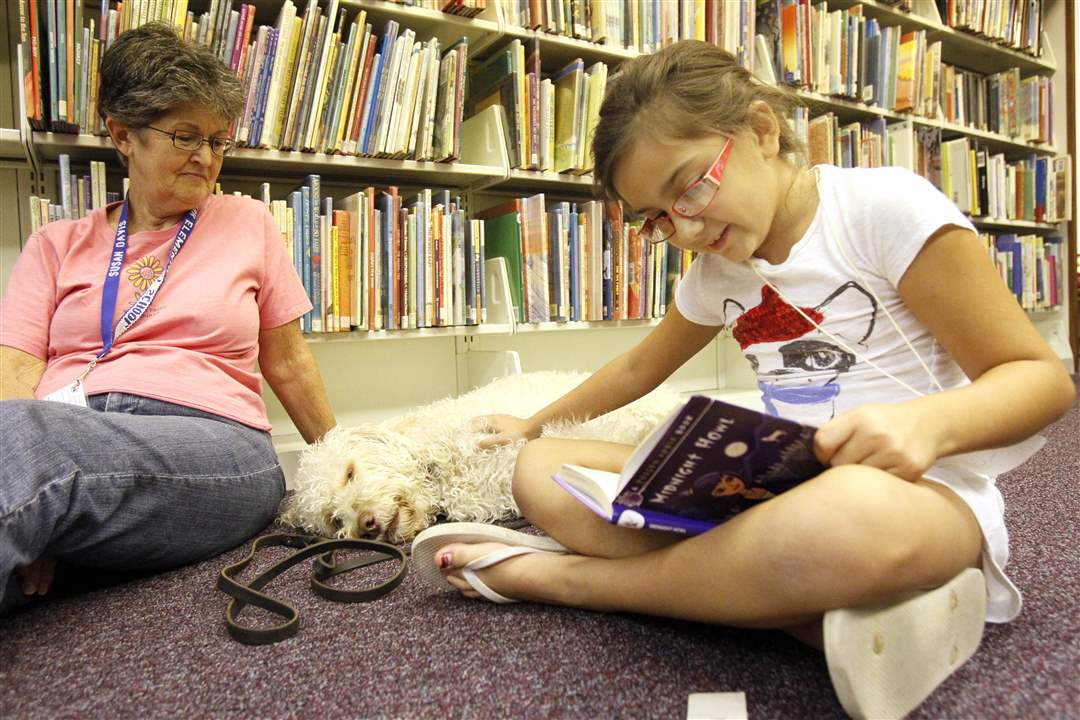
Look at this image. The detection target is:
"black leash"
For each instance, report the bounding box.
[217,533,408,645]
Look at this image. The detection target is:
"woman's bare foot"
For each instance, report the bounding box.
[16,557,57,597]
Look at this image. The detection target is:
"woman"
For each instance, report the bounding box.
[0,24,336,613]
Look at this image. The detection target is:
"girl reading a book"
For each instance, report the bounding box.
[411,40,1074,718]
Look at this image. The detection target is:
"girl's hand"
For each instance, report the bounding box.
[813,403,946,482]
[473,414,537,449]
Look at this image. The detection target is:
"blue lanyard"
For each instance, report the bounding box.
[98,201,199,359]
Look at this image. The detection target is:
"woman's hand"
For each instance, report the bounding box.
[813,402,947,482]
[473,414,538,450]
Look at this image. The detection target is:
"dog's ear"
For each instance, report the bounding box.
[340,461,357,488]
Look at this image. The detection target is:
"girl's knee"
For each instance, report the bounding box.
[762,466,978,594]
[511,438,561,514]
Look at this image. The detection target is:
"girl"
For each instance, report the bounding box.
[411,41,1074,718]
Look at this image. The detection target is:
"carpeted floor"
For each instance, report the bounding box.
[1,380,1077,719]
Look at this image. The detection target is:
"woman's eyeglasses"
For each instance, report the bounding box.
[640,138,733,244]
[144,125,236,157]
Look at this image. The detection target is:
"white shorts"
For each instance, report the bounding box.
[924,453,1027,623]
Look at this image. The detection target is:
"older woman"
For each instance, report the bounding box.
[0,24,335,613]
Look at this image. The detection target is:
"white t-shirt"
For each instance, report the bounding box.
[677,163,975,425]
[675,164,1025,622]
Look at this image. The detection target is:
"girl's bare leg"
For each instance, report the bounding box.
[438,438,983,632]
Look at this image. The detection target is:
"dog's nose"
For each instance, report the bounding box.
[358,512,381,538]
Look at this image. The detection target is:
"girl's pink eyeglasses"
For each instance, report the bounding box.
[640,138,733,245]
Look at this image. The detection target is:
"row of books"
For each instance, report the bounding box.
[937,139,1071,224]
[272,176,488,333]
[215,4,468,158]
[933,0,1044,57]
[18,0,107,133]
[471,38,607,172]
[19,1,472,163]
[756,1,1051,145]
[981,234,1065,311]
[495,0,756,65]
[32,155,696,332]
[939,66,1052,145]
[476,194,693,324]
[798,116,1072,224]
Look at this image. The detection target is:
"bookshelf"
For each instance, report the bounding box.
[1,0,1075,480]
[0,128,26,160]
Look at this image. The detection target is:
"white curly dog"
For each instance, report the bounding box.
[281,371,681,544]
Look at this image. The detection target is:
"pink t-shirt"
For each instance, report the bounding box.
[0,193,312,430]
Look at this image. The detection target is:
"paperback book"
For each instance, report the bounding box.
[552,395,827,535]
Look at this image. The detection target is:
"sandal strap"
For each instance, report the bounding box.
[461,545,561,604]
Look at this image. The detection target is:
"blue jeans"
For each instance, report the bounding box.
[0,393,285,614]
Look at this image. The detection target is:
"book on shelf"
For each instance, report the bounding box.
[552,395,826,535]
[477,200,526,324]
[468,38,525,169]
[552,58,584,174]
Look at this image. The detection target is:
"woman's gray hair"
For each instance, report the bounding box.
[98,23,243,163]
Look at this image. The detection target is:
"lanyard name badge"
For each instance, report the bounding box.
[43,202,199,407]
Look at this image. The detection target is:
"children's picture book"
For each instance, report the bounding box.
[552,395,827,535]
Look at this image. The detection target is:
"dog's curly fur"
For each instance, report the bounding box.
[280,371,681,543]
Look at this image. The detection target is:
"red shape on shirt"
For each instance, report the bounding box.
[732,285,824,349]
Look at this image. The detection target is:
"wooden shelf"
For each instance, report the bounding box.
[31,131,505,186]
[340,0,501,57]
[796,92,1059,158]
[1026,308,1064,319]
[512,318,662,333]
[298,317,670,342]
[970,217,1065,233]
[826,0,1055,74]
[495,23,636,67]
[930,120,1059,157]
[501,168,596,193]
[303,322,512,343]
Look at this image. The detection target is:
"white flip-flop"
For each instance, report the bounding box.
[411,522,568,599]
[824,567,987,719]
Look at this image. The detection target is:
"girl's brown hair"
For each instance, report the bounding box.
[592,40,805,201]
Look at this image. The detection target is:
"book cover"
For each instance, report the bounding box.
[342,25,374,153]
[482,210,525,324]
[449,39,469,161]
[546,205,563,322]
[552,395,826,535]
[306,176,322,331]
[568,203,580,321]
[894,31,917,112]
[463,217,476,325]
[521,193,550,323]
[552,58,584,173]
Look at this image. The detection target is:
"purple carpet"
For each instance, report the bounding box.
[2,380,1078,719]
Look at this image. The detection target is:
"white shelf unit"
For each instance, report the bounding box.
[0,128,27,162]
[2,0,1074,475]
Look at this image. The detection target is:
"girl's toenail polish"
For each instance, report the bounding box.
[438,552,452,569]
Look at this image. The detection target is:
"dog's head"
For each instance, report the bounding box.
[280,424,437,543]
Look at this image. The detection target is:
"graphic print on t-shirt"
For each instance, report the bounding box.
[124,254,165,317]
[725,282,878,424]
